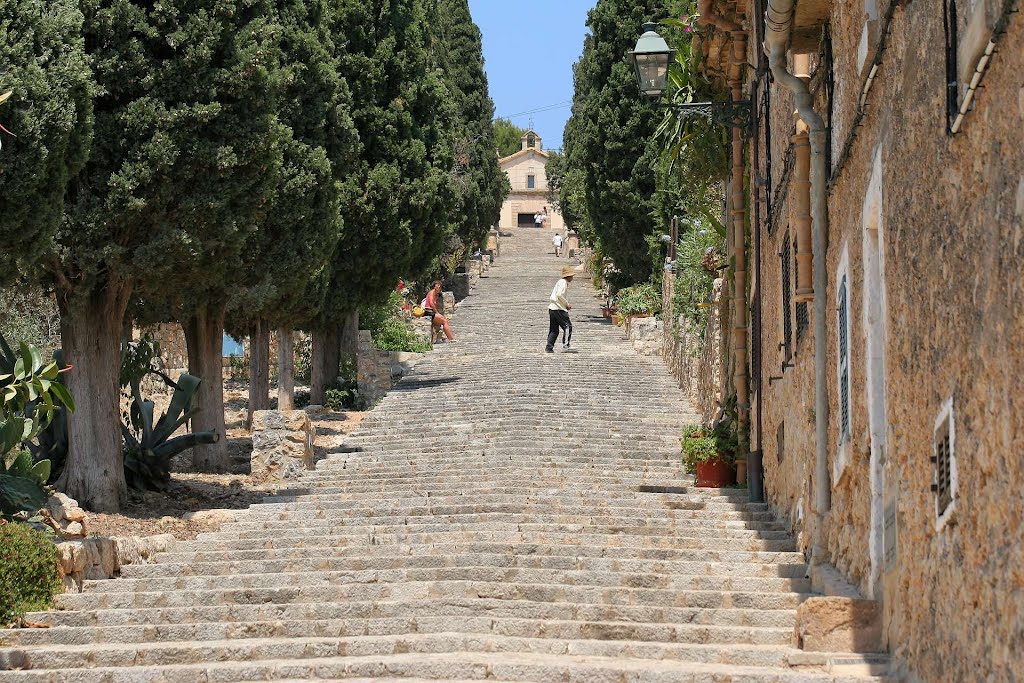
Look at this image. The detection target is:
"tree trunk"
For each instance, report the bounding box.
[310,326,340,405]
[339,310,359,363]
[56,285,131,513]
[277,326,295,411]
[184,303,228,472]
[246,319,271,429]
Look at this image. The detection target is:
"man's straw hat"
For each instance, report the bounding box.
[561,266,576,278]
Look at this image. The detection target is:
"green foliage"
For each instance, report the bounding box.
[431,0,509,250]
[0,0,95,286]
[671,222,725,341]
[681,423,736,471]
[362,292,432,354]
[562,0,672,285]
[119,337,217,491]
[294,335,312,384]
[0,520,61,626]
[493,117,528,157]
[322,358,360,411]
[319,0,459,328]
[615,283,662,317]
[0,287,61,359]
[0,337,74,517]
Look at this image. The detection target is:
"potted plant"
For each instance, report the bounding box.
[682,423,735,487]
[615,283,662,322]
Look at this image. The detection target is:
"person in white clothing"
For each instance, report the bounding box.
[546,266,575,352]
[552,233,564,257]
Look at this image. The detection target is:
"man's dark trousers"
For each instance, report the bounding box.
[546,309,572,351]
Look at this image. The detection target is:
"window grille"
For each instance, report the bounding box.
[943,0,959,128]
[932,403,955,523]
[776,421,785,462]
[837,275,851,444]
[795,237,809,342]
[780,231,793,361]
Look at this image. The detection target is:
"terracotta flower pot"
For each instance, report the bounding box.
[695,456,735,488]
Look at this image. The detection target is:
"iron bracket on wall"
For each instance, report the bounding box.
[663,99,754,130]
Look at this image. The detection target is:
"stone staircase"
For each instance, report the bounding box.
[0,229,892,681]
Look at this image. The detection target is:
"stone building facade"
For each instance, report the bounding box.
[498,131,565,233]
[688,0,1023,679]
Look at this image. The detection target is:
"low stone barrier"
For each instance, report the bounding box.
[250,410,315,480]
[57,533,177,592]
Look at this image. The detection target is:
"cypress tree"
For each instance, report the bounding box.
[563,0,669,285]
[430,0,508,249]
[0,0,94,283]
[310,0,457,398]
[0,0,283,508]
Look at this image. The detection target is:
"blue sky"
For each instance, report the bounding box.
[467,0,596,152]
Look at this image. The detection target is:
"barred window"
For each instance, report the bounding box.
[943,0,959,128]
[837,275,852,445]
[795,237,809,342]
[780,231,793,362]
[933,399,956,526]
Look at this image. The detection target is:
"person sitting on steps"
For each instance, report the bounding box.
[546,266,574,353]
[424,280,457,344]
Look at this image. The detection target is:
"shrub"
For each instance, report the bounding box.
[615,282,662,317]
[372,318,431,353]
[681,423,737,472]
[0,520,61,625]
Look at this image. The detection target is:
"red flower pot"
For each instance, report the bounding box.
[695,456,735,487]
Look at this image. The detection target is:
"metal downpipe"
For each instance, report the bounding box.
[763,0,831,560]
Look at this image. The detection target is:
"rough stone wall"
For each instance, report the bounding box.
[659,274,725,424]
[356,330,393,406]
[746,0,1024,678]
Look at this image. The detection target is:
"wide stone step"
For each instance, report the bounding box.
[119,552,802,581]
[72,566,812,595]
[23,598,798,630]
[122,543,806,574]
[0,650,893,683]
[0,614,794,647]
[170,531,797,557]
[0,632,863,673]
[54,580,813,611]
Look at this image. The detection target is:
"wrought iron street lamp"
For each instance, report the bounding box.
[630,23,753,130]
[628,23,673,98]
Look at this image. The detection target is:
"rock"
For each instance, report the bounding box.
[181,509,238,526]
[62,521,85,538]
[627,317,664,356]
[114,534,177,566]
[47,492,85,524]
[304,404,326,416]
[794,596,884,653]
[251,410,315,481]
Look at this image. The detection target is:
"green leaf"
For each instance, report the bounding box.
[49,382,74,412]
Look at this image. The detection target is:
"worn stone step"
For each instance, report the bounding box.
[0,651,893,683]
[54,580,812,612]
[0,632,852,672]
[73,566,812,597]
[23,598,798,630]
[0,615,794,647]
[124,543,806,573]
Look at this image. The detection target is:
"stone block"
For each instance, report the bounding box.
[794,596,884,653]
[114,534,177,567]
[46,493,88,539]
[627,317,663,356]
[250,410,314,480]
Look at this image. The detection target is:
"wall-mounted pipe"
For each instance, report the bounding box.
[763,0,831,561]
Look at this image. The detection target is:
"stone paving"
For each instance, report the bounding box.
[0,229,891,681]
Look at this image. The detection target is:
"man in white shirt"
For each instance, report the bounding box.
[534,212,543,229]
[546,266,575,353]
[552,233,564,257]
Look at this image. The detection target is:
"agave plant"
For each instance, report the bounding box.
[121,337,217,491]
[0,335,74,517]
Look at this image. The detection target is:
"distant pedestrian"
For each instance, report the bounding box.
[423,281,457,343]
[534,211,543,229]
[552,233,564,257]
[546,266,575,353]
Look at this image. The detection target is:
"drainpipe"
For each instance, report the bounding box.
[727,36,751,474]
[763,0,831,561]
[697,0,750,472]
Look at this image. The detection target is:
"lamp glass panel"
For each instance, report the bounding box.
[635,53,669,96]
